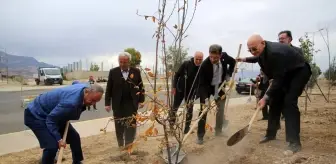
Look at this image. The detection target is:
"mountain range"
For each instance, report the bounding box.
[0,51,55,78]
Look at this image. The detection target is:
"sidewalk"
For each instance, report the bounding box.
[0,82,169,92]
[0,96,254,156]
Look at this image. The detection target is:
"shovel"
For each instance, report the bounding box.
[226,104,261,146]
[227,80,273,146]
[163,80,229,163]
[222,44,242,128]
[56,121,70,164]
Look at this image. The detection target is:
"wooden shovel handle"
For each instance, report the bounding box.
[56,121,70,164]
[224,44,242,114]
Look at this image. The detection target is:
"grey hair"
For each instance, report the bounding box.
[118,52,132,60]
[209,44,222,55]
[89,84,104,93]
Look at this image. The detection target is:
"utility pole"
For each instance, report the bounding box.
[0,55,3,81]
[5,48,8,84]
[86,58,88,71]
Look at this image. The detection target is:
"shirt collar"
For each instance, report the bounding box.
[121,68,130,72]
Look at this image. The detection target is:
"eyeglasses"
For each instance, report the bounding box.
[248,47,258,53]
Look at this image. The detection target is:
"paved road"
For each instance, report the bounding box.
[0,85,246,135]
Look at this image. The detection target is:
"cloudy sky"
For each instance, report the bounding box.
[0,0,335,72]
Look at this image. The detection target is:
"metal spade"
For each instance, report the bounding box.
[227,106,261,146]
[227,80,273,146]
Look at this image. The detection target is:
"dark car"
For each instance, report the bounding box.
[236,78,256,94]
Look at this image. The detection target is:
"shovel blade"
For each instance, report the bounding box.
[162,145,186,164]
[227,125,249,146]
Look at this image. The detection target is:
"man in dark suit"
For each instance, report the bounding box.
[24,83,104,164]
[105,52,145,149]
[237,34,312,153]
[251,70,270,120]
[197,44,236,144]
[221,51,237,80]
[278,30,304,55]
[170,51,203,134]
[278,30,305,120]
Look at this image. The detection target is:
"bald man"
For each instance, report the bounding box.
[236,34,312,154]
[170,51,204,134]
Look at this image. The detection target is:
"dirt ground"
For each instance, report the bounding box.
[0,82,335,164]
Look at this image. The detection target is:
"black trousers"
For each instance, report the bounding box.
[24,109,83,164]
[197,97,226,138]
[169,91,194,130]
[266,64,311,143]
[87,104,96,110]
[113,100,137,147]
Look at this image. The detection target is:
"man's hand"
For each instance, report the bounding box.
[257,98,266,109]
[139,103,144,108]
[172,88,176,95]
[58,139,66,149]
[256,76,261,81]
[236,57,246,62]
[105,106,111,113]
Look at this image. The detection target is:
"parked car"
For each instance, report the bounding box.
[235,78,256,94]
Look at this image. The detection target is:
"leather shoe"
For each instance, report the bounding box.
[196,137,204,145]
[286,142,302,153]
[259,136,275,144]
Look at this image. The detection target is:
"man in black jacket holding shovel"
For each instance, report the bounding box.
[251,70,270,120]
[236,34,312,154]
[197,44,236,144]
[170,51,204,134]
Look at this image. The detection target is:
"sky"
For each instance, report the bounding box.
[0,0,335,72]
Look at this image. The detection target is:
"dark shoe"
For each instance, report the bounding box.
[259,136,275,144]
[196,137,204,145]
[259,117,268,121]
[72,162,83,164]
[286,142,302,153]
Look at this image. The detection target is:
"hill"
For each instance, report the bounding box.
[0,51,55,77]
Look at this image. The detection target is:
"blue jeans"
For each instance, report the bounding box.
[24,108,83,164]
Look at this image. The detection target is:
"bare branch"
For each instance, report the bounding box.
[165,0,179,24]
[182,0,199,35]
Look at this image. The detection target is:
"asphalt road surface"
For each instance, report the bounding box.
[0,85,246,135]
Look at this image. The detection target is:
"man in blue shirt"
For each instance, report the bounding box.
[24,83,104,164]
